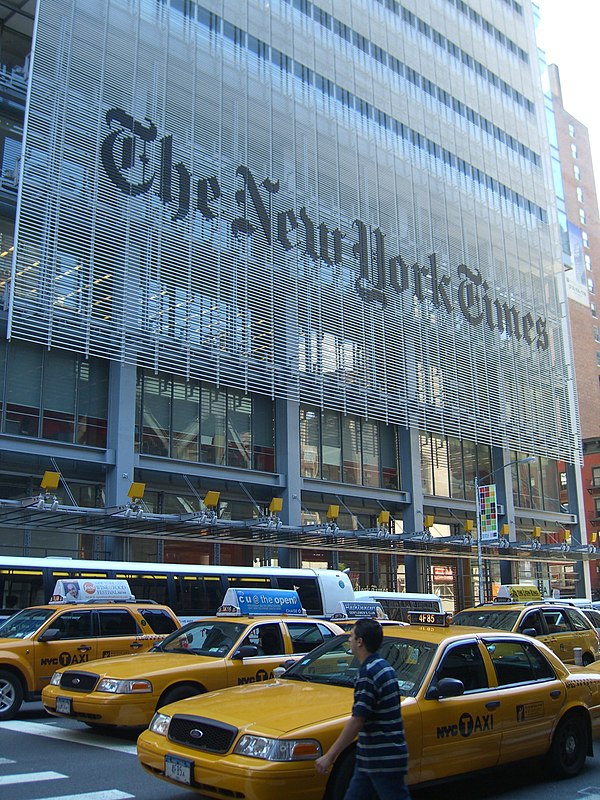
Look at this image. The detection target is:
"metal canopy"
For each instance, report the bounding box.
[0,499,596,564]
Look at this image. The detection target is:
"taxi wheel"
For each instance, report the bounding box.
[546,712,588,778]
[582,653,594,667]
[0,670,23,720]
[325,749,355,800]
[158,683,205,709]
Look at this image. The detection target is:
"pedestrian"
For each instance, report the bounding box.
[315,618,410,800]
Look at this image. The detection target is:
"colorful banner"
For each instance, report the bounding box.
[478,483,498,541]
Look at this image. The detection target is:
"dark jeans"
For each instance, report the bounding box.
[344,767,411,800]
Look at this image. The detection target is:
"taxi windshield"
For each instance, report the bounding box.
[452,609,521,631]
[0,608,56,639]
[282,634,436,697]
[158,620,246,656]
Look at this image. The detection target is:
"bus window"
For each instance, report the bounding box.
[115,573,170,605]
[275,576,321,616]
[227,576,272,589]
[0,569,45,608]
[176,575,225,615]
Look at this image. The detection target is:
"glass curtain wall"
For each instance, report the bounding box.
[137,369,275,471]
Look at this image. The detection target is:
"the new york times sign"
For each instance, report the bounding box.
[101,108,549,351]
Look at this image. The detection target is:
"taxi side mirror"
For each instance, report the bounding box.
[425,677,464,700]
[232,645,259,660]
[521,628,539,637]
[272,659,296,678]
[38,628,61,642]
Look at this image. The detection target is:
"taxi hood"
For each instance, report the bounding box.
[160,679,353,736]
[62,651,218,678]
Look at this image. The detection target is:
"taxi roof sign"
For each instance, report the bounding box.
[330,600,388,621]
[50,578,135,604]
[494,584,542,603]
[217,588,306,617]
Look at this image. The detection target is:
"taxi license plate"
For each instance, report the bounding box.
[56,696,72,715]
[165,755,192,785]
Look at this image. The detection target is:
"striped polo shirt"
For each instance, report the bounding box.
[352,652,408,774]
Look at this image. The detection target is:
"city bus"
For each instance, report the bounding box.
[0,556,354,620]
[353,590,444,621]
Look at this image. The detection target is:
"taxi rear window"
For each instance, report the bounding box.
[140,608,178,634]
[452,609,520,631]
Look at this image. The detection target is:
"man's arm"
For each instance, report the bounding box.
[314,714,364,774]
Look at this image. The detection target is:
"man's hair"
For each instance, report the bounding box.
[353,618,383,652]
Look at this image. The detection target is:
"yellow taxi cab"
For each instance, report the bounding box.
[0,578,179,720]
[451,585,600,666]
[326,599,409,632]
[42,588,342,728]
[137,611,600,799]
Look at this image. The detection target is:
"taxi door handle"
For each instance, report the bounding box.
[485,701,500,710]
[77,645,92,652]
[550,690,562,699]
[130,642,144,649]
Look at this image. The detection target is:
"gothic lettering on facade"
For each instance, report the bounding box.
[100,108,549,351]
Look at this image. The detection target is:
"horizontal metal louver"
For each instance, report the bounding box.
[8,0,580,463]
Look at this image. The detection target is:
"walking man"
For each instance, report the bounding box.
[315,618,410,799]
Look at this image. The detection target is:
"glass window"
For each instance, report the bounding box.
[201,386,226,465]
[227,391,252,468]
[286,621,333,653]
[172,377,199,461]
[585,255,592,272]
[420,432,434,495]
[300,405,321,478]
[574,164,581,180]
[540,458,560,512]
[114,572,170,605]
[592,303,598,318]
[141,373,171,456]
[342,416,361,484]
[564,608,591,632]
[51,610,94,639]
[582,231,589,248]
[580,208,586,225]
[362,420,380,488]
[486,639,555,684]
[576,187,584,203]
[175,575,224,616]
[252,623,284,655]
[252,394,275,472]
[41,349,77,442]
[5,341,42,436]
[592,466,600,488]
[77,359,108,447]
[568,123,576,137]
[571,143,578,159]
[97,609,140,637]
[380,423,399,490]
[322,410,341,481]
[448,437,465,499]
[434,641,488,692]
[431,435,450,496]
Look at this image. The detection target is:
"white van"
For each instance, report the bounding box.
[353,591,443,622]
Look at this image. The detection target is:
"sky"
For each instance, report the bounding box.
[536,1,600,178]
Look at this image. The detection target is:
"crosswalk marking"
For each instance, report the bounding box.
[35,792,134,800]
[0,720,137,755]
[0,757,15,765]
[0,770,66,786]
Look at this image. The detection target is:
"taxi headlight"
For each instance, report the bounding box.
[96,678,153,694]
[234,735,322,761]
[49,672,62,686]
[149,712,171,736]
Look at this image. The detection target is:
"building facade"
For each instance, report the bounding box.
[548,63,600,592]
[0,0,592,606]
